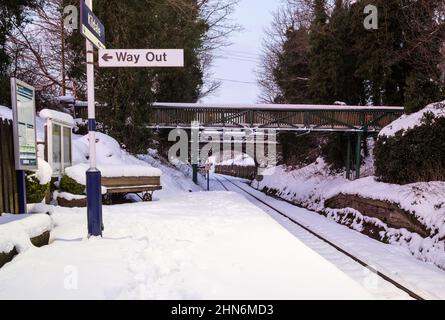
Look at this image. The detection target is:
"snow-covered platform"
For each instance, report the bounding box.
[0,192,373,300]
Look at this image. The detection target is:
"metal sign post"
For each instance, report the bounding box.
[81,0,104,237]
[80,1,183,235]
[10,78,38,214]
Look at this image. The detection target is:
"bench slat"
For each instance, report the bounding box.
[102,176,161,188]
[106,186,162,194]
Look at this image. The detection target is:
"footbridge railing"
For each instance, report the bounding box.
[149,103,404,133]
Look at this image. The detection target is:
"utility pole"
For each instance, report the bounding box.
[85,0,103,237]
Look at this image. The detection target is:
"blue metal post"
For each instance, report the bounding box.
[87,168,102,236]
[16,170,27,214]
[85,0,102,237]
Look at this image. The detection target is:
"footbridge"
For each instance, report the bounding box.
[150,103,404,133]
[150,103,404,182]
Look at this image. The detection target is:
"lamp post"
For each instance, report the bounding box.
[85,0,103,237]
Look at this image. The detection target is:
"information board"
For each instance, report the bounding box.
[11,78,38,170]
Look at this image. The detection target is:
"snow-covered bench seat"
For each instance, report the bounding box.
[65,164,163,204]
[102,176,162,202]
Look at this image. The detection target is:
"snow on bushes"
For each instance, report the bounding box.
[375,102,445,184]
[59,175,85,195]
[379,101,445,138]
[26,160,52,204]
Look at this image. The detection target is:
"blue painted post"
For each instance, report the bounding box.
[85,0,102,237]
[16,170,27,214]
[87,168,102,236]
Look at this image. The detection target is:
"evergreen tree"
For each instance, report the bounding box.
[64,0,208,153]
[351,0,444,112]
[273,26,311,104]
[327,0,365,105]
[308,0,333,104]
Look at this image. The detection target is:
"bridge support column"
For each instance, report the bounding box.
[192,164,198,185]
[191,122,200,185]
[355,132,363,180]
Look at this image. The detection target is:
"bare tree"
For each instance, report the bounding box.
[7,0,78,97]
[197,0,241,99]
[160,0,241,99]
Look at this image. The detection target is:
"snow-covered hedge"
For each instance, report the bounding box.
[375,102,445,184]
[26,160,52,204]
[379,102,445,138]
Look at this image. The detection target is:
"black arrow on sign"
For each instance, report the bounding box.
[102,53,113,62]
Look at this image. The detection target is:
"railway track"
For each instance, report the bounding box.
[214,175,427,301]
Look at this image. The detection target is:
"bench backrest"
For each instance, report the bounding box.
[102,176,161,188]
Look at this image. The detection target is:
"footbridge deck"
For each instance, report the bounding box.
[149,103,404,133]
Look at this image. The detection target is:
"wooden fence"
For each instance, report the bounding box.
[215,165,257,180]
[0,119,19,214]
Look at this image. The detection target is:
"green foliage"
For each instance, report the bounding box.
[271,0,445,168]
[278,133,320,166]
[275,0,444,109]
[65,0,207,153]
[60,175,85,195]
[273,27,311,104]
[26,172,49,204]
[404,71,443,114]
[375,116,445,184]
[321,134,353,170]
[307,0,331,104]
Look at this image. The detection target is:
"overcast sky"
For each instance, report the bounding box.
[203,0,281,104]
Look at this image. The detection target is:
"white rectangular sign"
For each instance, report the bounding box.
[11,78,38,170]
[98,49,184,68]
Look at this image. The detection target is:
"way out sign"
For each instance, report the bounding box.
[98,49,184,68]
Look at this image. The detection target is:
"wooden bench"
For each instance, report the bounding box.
[102,176,162,203]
